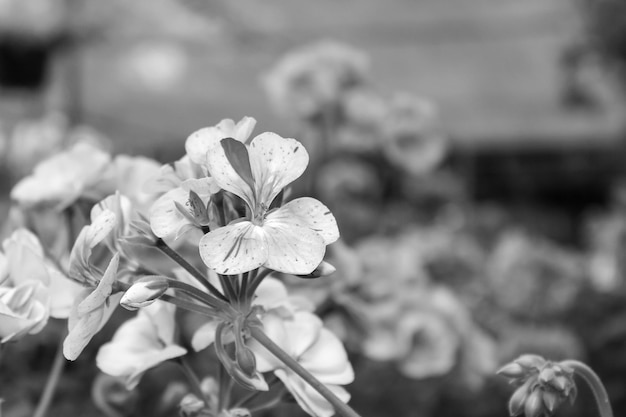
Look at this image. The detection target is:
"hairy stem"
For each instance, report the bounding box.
[249,326,361,417]
[156,239,228,302]
[560,360,613,417]
[33,330,66,417]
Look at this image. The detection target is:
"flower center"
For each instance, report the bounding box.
[251,202,268,226]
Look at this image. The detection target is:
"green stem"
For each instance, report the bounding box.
[33,330,66,417]
[166,279,234,313]
[160,294,219,318]
[559,360,613,417]
[156,239,228,302]
[249,327,361,417]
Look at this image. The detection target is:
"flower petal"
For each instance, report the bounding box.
[248,133,309,206]
[263,209,326,274]
[299,328,354,385]
[150,188,195,239]
[279,198,339,244]
[205,141,255,208]
[185,126,226,166]
[199,222,268,275]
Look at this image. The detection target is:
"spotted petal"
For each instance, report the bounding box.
[248,133,309,206]
[279,197,339,244]
[199,221,268,275]
[263,207,326,275]
[205,141,255,209]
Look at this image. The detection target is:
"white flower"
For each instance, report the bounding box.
[11,140,111,210]
[97,301,186,389]
[185,117,256,167]
[199,133,339,275]
[250,311,354,417]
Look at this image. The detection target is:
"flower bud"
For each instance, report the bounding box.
[524,388,545,417]
[497,362,526,379]
[120,276,169,311]
[515,354,546,370]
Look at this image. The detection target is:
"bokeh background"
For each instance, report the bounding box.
[2,0,626,416]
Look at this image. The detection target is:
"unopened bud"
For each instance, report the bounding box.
[515,354,546,370]
[524,389,544,417]
[497,362,526,379]
[297,261,337,279]
[236,345,257,378]
[120,276,169,311]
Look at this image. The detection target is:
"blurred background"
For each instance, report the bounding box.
[3,0,626,416]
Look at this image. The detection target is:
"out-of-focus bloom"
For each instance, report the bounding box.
[334,88,387,152]
[94,155,162,214]
[179,377,251,417]
[120,42,189,93]
[498,355,577,417]
[3,228,80,319]
[3,113,67,178]
[199,134,339,275]
[262,40,370,120]
[250,310,354,417]
[488,231,584,318]
[358,285,497,382]
[585,211,626,292]
[0,228,82,343]
[96,301,187,389]
[11,139,112,210]
[381,93,448,176]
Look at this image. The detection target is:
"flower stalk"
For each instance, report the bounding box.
[560,360,613,417]
[33,330,67,417]
[249,326,361,417]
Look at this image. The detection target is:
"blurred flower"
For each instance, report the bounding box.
[2,112,68,178]
[250,310,354,417]
[488,231,584,318]
[11,139,112,210]
[381,93,448,176]
[0,228,82,343]
[120,42,189,93]
[585,211,626,292]
[358,285,497,383]
[334,88,387,152]
[97,301,187,389]
[199,134,339,275]
[263,40,370,121]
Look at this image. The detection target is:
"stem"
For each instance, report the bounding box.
[166,279,234,313]
[246,268,272,299]
[560,360,613,417]
[161,294,220,318]
[156,239,228,302]
[249,327,361,417]
[33,330,67,417]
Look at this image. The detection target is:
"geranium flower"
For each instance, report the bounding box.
[11,139,111,210]
[199,133,339,275]
[96,301,187,389]
[3,228,81,319]
[249,310,354,417]
[64,252,121,360]
[185,116,256,166]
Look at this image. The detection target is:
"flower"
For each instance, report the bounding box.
[380,93,447,176]
[250,310,354,417]
[64,252,122,360]
[96,301,187,389]
[199,133,339,275]
[185,117,256,167]
[64,208,124,360]
[263,41,370,120]
[498,355,577,417]
[11,139,112,210]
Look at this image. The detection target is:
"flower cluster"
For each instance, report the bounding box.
[2,116,354,417]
